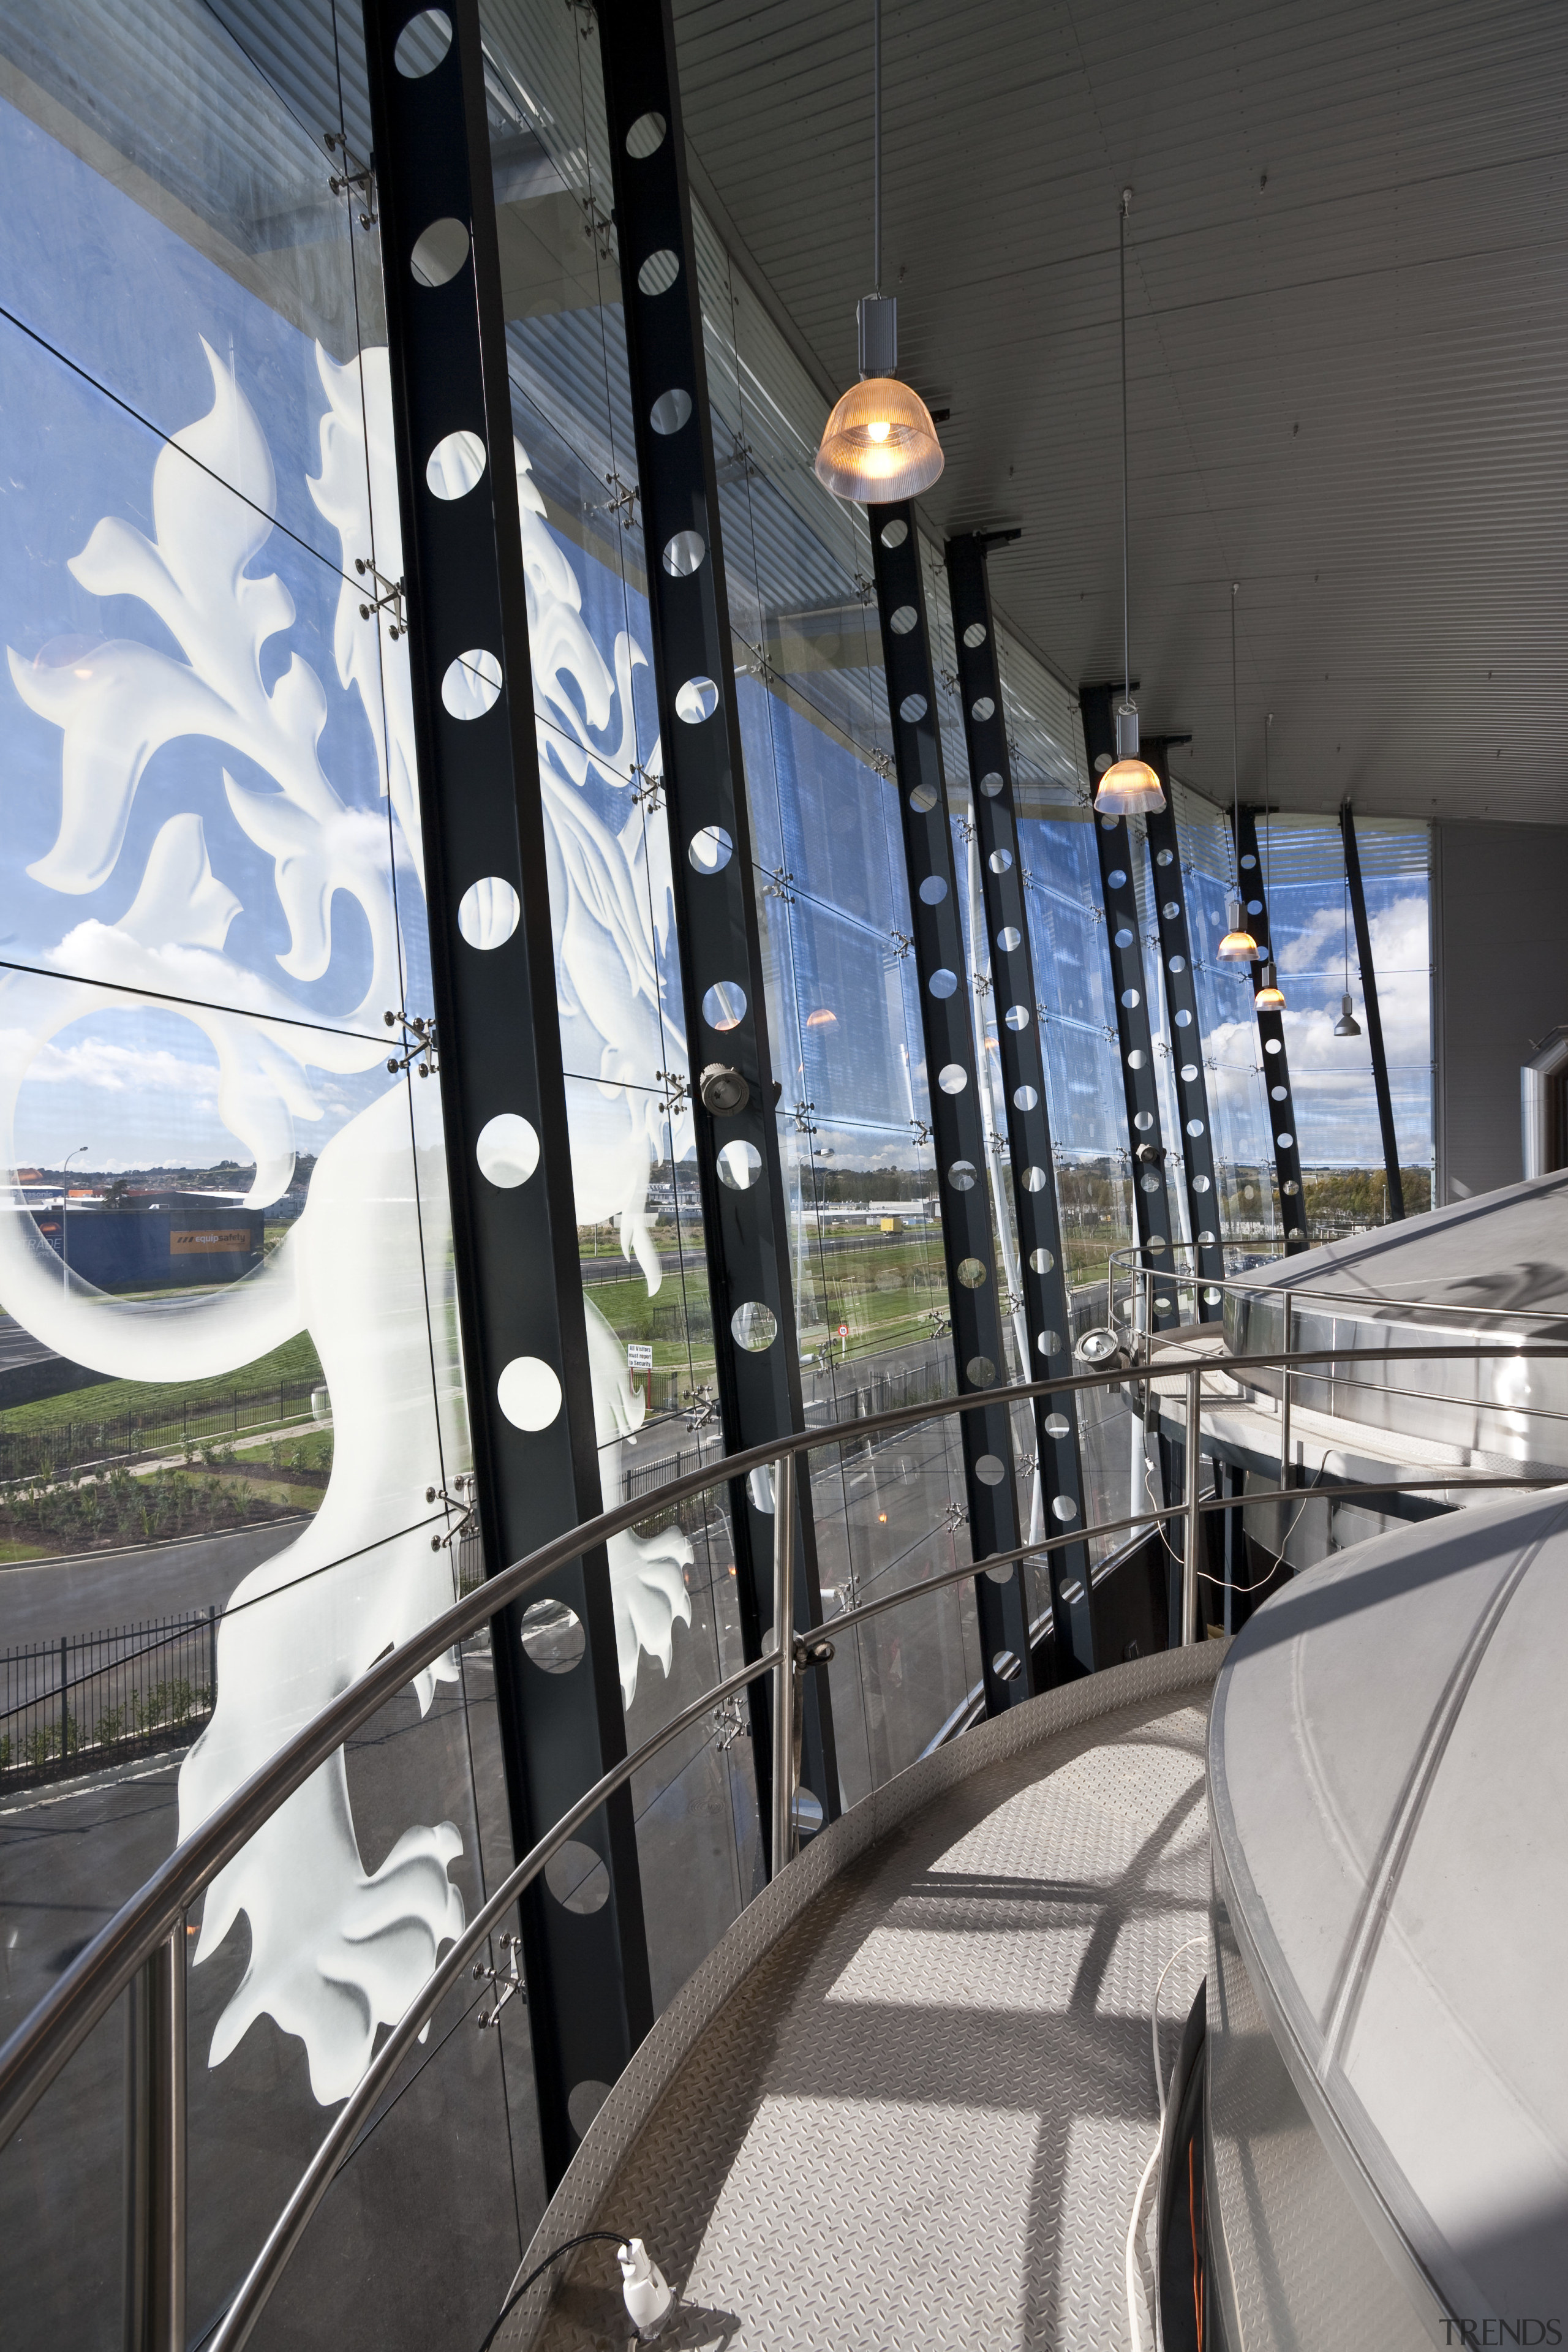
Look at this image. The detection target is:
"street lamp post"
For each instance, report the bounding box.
[61,1145,88,1294]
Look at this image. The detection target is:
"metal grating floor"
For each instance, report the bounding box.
[529,1685,1213,2351]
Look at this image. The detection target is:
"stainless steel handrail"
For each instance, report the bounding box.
[1107,1240,1568,1329]
[5,1336,1568,2351]
[10,1336,1562,2157]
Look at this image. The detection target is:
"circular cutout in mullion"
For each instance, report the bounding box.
[394,7,451,76]
[625,109,667,157]
[410,216,470,288]
[442,649,502,720]
[636,249,680,296]
[426,429,486,499]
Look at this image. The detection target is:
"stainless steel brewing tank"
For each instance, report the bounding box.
[1206,1488,1568,2348]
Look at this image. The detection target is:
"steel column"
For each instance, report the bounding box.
[946,533,1092,1678]
[593,0,837,1855]
[1233,804,1310,1254]
[1079,684,1181,1333]
[869,500,1035,1711]
[1341,801,1406,1221]
[363,0,650,2190]
[1142,742,1226,1320]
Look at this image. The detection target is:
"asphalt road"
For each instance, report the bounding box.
[0,1521,301,1648]
[0,1314,59,1375]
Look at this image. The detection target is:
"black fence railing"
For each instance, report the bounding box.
[0,1608,221,1787]
[0,1381,325,1487]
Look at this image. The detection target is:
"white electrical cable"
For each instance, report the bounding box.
[1124,1934,1208,2352]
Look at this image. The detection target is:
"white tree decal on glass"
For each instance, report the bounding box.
[4,341,691,2103]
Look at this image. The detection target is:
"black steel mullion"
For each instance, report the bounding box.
[1341,801,1406,1221]
[945,536,1093,1678]
[1142,744,1226,1320]
[592,0,837,1850]
[1079,685,1181,1333]
[869,500,1034,1714]
[364,0,649,2190]
[1233,804,1309,1253]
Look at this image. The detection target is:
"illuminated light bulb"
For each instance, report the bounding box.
[1254,960,1286,1010]
[1217,897,1258,962]
[1094,757,1164,815]
[815,373,944,500]
[1093,696,1166,815]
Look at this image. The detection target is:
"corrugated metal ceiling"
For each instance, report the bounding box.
[671,0,1568,824]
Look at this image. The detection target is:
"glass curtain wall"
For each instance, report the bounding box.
[0,3,533,2344]
[462,0,770,2025]
[692,189,987,1794]
[1246,813,1433,1224]
[1170,775,1281,1256]
[1,7,1430,2340]
[984,640,1144,1558]
[470,0,994,1840]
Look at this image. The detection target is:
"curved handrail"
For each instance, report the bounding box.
[6,1334,1568,2352]
[208,1477,1564,2352]
[1107,1240,1568,1330]
[3,1337,1567,2154]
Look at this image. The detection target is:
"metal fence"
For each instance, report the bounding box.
[0,1381,325,1486]
[0,1608,221,1787]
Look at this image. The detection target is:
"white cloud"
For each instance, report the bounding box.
[3,1029,222,1099]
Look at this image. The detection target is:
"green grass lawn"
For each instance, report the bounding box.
[0,1330,326,1438]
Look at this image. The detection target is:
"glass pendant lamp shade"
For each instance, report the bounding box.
[1334,992,1362,1038]
[815,374,944,500]
[1218,896,1258,962]
[1254,960,1286,1010]
[1093,695,1165,815]
[820,20,946,507]
[1095,757,1164,815]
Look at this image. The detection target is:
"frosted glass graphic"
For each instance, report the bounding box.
[3,339,693,2105]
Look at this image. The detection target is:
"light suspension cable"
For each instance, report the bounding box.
[1121,186,1130,709]
[813,0,944,502]
[1217,581,1258,960]
[873,0,880,293]
[1095,189,1164,816]
[1255,714,1286,1008]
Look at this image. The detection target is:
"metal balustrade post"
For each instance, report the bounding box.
[1281,1293,1294,1505]
[770,1452,796,1880]
[123,1922,184,2352]
[1183,1364,1202,1646]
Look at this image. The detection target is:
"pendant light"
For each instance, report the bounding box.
[1333,847,1363,1035]
[1216,581,1260,960]
[1094,189,1164,816]
[1254,717,1287,1009]
[814,0,944,502]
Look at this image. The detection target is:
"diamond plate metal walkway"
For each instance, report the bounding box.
[508,1649,1223,2352]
